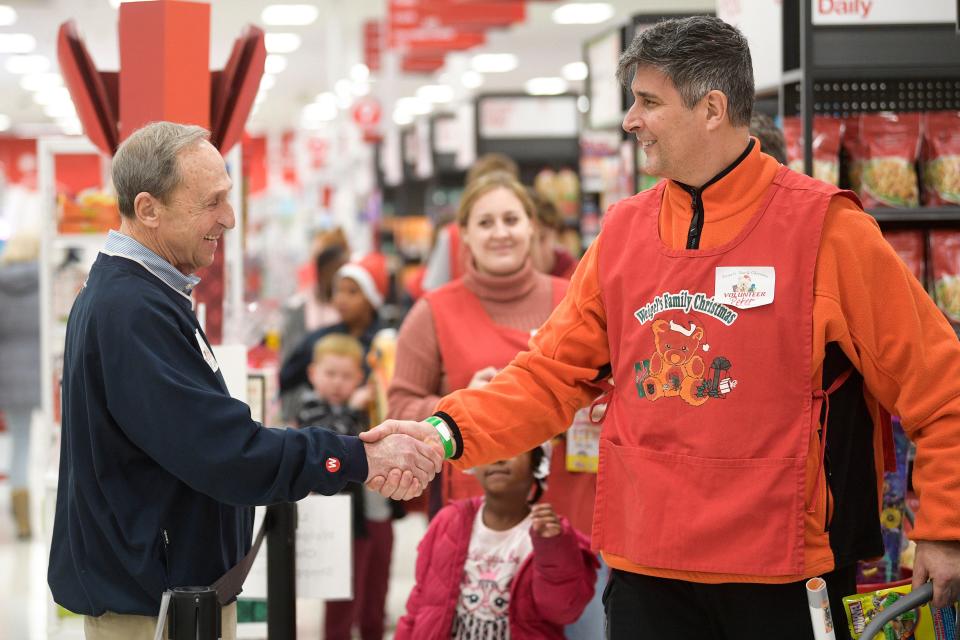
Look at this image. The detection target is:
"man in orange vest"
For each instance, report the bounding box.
[364,16,960,640]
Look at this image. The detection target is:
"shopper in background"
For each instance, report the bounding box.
[528,189,578,279]
[395,445,597,640]
[365,16,960,640]
[281,232,349,362]
[421,152,521,292]
[279,253,387,418]
[47,122,440,640]
[750,111,787,164]
[0,229,41,540]
[296,334,398,640]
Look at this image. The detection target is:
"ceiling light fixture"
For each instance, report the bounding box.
[0,114,10,132]
[264,33,302,54]
[395,96,433,116]
[259,74,276,91]
[461,70,484,89]
[20,73,63,92]
[552,3,615,25]
[33,87,72,106]
[350,63,370,83]
[0,5,16,27]
[262,4,319,26]
[417,84,454,104]
[44,101,77,119]
[5,55,51,75]
[264,54,287,74]
[393,111,414,126]
[562,61,588,82]
[471,54,517,73]
[0,33,36,54]
[525,77,568,96]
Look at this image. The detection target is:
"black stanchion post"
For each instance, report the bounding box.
[266,502,297,640]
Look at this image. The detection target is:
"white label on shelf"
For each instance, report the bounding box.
[812,0,957,25]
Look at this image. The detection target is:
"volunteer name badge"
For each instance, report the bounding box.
[715,266,775,309]
[195,329,220,373]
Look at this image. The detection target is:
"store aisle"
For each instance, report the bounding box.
[0,482,427,640]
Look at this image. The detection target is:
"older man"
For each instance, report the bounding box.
[47,122,440,640]
[364,16,960,640]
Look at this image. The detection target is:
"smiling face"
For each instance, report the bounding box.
[476,451,535,499]
[622,65,707,183]
[151,140,235,275]
[461,187,534,277]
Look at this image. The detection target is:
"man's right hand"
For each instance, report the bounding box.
[362,431,443,501]
[360,420,447,497]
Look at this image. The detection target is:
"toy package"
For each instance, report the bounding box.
[843,584,958,640]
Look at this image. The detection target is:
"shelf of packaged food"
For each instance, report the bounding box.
[868,207,960,224]
[53,233,109,252]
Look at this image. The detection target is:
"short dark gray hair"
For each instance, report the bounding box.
[112,121,210,218]
[616,16,754,127]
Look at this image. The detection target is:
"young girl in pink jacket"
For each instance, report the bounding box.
[395,446,598,640]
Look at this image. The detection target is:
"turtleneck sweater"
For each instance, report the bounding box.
[388,259,556,422]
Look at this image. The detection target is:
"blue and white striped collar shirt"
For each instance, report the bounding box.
[101,230,201,300]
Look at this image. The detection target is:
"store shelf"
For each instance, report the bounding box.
[53,233,108,251]
[868,207,960,225]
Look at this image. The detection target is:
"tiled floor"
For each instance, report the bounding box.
[0,481,428,640]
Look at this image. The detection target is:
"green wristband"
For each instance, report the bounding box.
[426,416,454,459]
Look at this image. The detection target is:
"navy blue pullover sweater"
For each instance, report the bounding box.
[48,254,368,616]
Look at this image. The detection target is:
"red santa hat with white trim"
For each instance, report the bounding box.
[335,253,389,309]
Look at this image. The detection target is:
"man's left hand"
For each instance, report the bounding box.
[913,540,960,608]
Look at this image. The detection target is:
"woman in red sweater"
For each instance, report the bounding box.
[387,171,595,531]
[395,446,597,640]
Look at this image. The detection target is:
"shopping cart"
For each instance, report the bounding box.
[858,582,934,639]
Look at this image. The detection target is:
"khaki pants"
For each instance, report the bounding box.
[83,601,236,640]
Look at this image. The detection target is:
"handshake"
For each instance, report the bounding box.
[359,420,446,500]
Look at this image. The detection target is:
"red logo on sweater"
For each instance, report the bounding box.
[325,457,341,473]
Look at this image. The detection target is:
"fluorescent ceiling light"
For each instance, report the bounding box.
[417,85,454,104]
[315,91,336,105]
[334,79,352,98]
[0,114,10,132]
[20,73,63,92]
[395,96,432,116]
[578,95,590,113]
[552,2,614,25]
[393,110,414,126]
[264,33,301,54]
[525,77,568,96]
[350,63,369,83]
[259,74,276,91]
[562,61,588,82]
[44,101,77,119]
[264,54,287,74]
[262,4,318,26]
[352,81,371,97]
[255,90,268,105]
[0,5,16,27]
[5,55,50,74]
[33,87,72,106]
[461,70,483,89]
[0,33,36,54]
[57,117,83,135]
[471,54,517,74]
[303,98,337,123]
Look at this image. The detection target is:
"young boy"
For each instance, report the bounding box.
[396,446,598,640]
[296,333,395,640]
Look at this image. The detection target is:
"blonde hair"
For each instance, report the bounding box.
[312,333,364,368]
[456,171,535,228]
[0,231,40,264]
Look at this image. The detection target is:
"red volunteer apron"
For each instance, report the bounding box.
[594,166,857,576]
[429,276,574,508]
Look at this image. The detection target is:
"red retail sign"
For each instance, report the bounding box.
[389,0,525,28]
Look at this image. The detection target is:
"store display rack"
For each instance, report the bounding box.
[780,0,960,226]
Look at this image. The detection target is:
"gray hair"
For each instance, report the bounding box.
[112,121,210,218]
[616,16,754,127]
